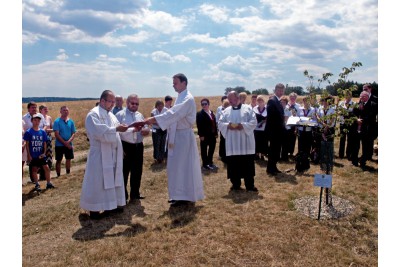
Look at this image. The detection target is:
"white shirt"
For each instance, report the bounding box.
[253,105,267,131]
[151,107,167,129]
[115,109,146,144]
[22,113,46,131]
[317,106,336,128]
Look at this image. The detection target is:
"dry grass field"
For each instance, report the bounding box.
[22,96,377,266]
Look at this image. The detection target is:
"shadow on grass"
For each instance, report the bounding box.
[72,204,147,241]
[160,204,203,229]
[255,159,268,167]
[22,186,53,206]
[333,161,344,168]
[149,162,166,172]
[271,172,298,185]
[223,190,264,204]
[362,165,378,173]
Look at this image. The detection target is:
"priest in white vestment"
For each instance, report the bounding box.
[142,73,204,207]
[80,90,129,219]
[218,91,258,192]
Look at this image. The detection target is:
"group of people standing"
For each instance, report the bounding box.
[22,102,77,192]
[45,72,375,220]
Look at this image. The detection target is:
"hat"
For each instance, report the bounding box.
[165,95,173,101]
[31,114,42,120]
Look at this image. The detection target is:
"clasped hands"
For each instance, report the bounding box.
[228,123,243,130]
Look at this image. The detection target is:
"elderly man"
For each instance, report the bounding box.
[140,73,204,207]
[115,94,150,202]
[218,91,258,191]
[351,91,378,170]
[112,95,124,115]
[362,83,378,160]
[80,90,129,219]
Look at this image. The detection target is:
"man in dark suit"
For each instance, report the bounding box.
[351,91,378,169]
[196,98,218,171]
[362,83,378,160]
[266,83,285,175]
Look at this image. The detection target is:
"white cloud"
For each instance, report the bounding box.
[233,6,260,16]
[96,54,127,63]
[22,60,138,97]
[141,10,186,34]
[190,48,209,57]
[22,0,182,46]
[151,51,191,63]
[174,54,191,63]
[151,51,172,62]
[207,55,253,83]
[199,4,229,23]
[56,52,68,61]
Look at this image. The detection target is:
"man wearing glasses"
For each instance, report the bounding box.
[80,90,130,219]
[196,98,218,171]
[115,94,150,202]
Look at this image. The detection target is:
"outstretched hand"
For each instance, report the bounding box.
[116,124,129,132]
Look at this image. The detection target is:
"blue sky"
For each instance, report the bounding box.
[22,0,378,98]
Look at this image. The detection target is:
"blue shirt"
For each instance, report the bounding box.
[23,128,48,159]
[53,118,76,147]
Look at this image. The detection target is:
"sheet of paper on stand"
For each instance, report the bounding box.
[286,116,318,127]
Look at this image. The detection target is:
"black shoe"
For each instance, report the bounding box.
[46,183,56,189]
[206,164,218,171]
[229,186,244,191]
[34,184,42,192]
[210,164,218,169]
[360,163,366,170]
[103,207,124,217]
[131,195,145,200]
[89,211,102,220]
[170,200,191,207]
[246,187,258,192]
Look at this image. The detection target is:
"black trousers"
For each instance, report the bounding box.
[339,125,352,159]
[227,154,255,189]
[297,130,313,158]
[351,131,373,166]
[200,136,216,167]
[218,132,226,163]
[268,131,283,172]
[122,141,143,200]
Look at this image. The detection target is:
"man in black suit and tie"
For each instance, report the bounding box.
[362,83,378,160]
[196,98,219,171]
[352,91,378,169]
[266,83,286,175]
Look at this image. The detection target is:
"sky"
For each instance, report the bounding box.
[21,0,378,98]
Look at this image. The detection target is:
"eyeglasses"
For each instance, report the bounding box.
[201,103,208,106]
[130,102,139,106]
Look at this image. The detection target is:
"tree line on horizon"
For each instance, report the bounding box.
[22,97,98,104]
[224,81,378,97]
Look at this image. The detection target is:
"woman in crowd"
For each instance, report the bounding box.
[39,105,53,178]
[253,95,268,160]
[150,100,168,163]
